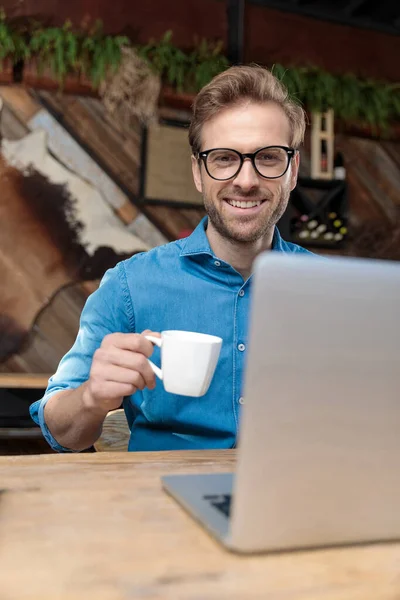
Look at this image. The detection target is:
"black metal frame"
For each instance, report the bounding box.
[138,118,205,210]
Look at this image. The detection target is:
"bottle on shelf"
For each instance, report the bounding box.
[320,140,328,173]
[334,151,346,180]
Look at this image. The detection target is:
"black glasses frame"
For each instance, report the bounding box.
[198,145,296,181]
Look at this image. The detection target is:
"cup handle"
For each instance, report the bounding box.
[144,335,163,380]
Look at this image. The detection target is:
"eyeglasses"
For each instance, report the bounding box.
[198,146,296,181]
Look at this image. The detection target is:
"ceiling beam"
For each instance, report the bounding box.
[227,0,245,64]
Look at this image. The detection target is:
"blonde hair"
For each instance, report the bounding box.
[189,64,306,155]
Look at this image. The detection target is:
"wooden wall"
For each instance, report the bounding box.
[0,86,399,375]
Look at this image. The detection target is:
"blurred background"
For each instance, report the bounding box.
[0,0,399,452]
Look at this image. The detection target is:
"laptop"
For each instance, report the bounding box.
[162,252,400,553]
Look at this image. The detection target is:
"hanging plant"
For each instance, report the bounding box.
[272,63,400,131]
[0,8,399,132]
[137,30,189,92]
[137,30,228,93]
[0,10,30,69]
[29,20,79,82]
[78,20,129,88]
[187,37,230,92]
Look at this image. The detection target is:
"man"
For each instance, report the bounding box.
[30,65,313,452]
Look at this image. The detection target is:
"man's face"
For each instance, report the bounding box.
[191,101,299,243]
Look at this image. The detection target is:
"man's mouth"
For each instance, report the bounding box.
[225,199,265,209]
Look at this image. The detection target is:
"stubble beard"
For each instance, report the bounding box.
[203,184,291,244]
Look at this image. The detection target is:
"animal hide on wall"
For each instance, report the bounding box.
[0,129,148,362]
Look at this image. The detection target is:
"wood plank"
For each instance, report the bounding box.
[0,98,30,140]
[38,92,141,194]
[116,199,138,224]
[127,214,168,247]
[348,138,400,211]
[335,135,398,225]
[144,205,196,239]
[179,208,206,229]
[1,282,89,374]
[0,86,41,124]
[0,450,399,600]
[28,107,136,213]
[0,373,51,389]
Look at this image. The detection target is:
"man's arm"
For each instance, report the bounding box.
[43,384,108,451]
[43,332,159,451]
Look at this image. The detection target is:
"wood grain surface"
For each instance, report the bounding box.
[0,450,399,600]
[0,373,51,389]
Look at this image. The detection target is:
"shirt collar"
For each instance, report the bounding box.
[180,216,286,257]
[179,217,214,257]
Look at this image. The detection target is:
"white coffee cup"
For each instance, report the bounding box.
[144,330,222,397]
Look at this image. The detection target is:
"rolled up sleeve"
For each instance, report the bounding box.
[29,261,136,452]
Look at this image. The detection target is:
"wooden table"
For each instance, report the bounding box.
[0,373,51,389]
[0,451,399,600]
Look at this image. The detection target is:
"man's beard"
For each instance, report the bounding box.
[203,184,291,244]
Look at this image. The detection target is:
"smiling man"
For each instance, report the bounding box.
[30,65,313,453]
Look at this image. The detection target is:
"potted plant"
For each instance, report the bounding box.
[24,20,83,92]
[0,10,29,84]
[272,63,400,138]
[78,20,129,90]
[137,31,229,110]
[24,19,128,95]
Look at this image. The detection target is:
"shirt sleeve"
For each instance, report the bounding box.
[29,261,135,452]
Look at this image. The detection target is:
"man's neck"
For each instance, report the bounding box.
[206,222,274,281]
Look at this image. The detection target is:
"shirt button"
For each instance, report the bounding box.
[214,260,221,267]
[238,343,246,352]
[239,397,245,405]
[239,290,245,297]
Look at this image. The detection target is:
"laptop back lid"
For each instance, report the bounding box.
[229,254,400,553]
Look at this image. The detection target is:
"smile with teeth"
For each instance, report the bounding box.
[226,199,264,208]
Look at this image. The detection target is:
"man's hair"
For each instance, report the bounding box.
[188,64,306,155]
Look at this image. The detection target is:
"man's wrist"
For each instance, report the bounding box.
[81,383,110,419]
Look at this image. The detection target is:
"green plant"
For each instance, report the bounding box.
[0,9,30,67]
[78,20,129,88]
[137,31,228,93]
[29,18,128,87]
[137,30,189,92]
[272,63,400,131]
[29,20,79,81]
[0,8,399,131]
[187,37,229,92]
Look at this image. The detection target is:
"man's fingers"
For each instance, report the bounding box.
[102,333,156,358]
[93,347,156,390]
[98,365,147,390]
[141,329,161,338]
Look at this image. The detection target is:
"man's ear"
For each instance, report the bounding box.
[290,151,300,192]
[191,155,203,194]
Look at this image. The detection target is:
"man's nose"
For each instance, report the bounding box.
[232,158,260,189]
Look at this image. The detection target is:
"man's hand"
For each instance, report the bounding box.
[83,330,161,414]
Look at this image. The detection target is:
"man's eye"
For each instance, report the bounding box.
[259,153,277,161]
[215,154,235,162]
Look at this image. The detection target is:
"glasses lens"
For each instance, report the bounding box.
[206,149,241,180]
[255,147,289,178]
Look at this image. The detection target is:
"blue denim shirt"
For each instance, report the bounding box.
[30,217,313,452]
